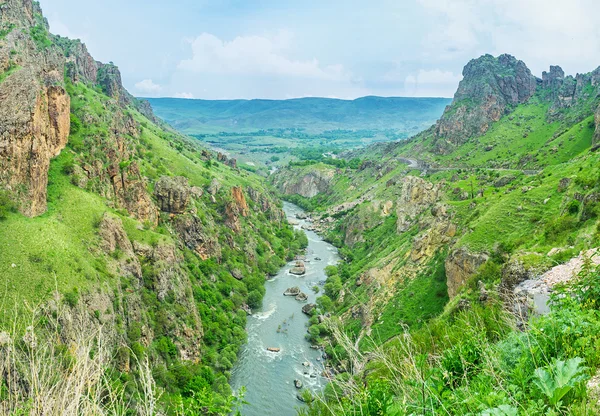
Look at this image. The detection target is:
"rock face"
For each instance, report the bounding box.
[174,214,222,260]
[0,1,71,216]
[445,248,489,298]
[97,63,131,106]
[432,54,536,153]
[224,186,249,232]
[247,186,285,222]
[542,65,564,89]
[594,105,600,147]
[396,176,443,232]
[154,176,190,214]
[275,168,335,198]
[98,213,142,280]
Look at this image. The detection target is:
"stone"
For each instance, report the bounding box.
[295,292,308,302]
[294,379,303,389]
[558,178,572,192]
[290,261,306,275]
[396,176,443,232]
[283,287,301,296]
[302,303,317,315]
[274,168,336,198]
[154,176,190,214]
[445,248,489,298]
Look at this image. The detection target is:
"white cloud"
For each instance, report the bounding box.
[135,79,162,95]
[403,69,462,97]
[174,92,194,99]
[417,0,600,75]
[178,32,352,81]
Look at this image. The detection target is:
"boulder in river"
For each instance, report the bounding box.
[294,379,303,389]
[284,287,301,296]
[296,212,308,220]
[290,261,306,275]
[295,292,308,302]
[267,347,281,353]
[302,303,317,315]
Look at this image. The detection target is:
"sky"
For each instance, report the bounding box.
[40,0,600,100]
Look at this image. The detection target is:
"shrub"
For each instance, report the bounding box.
[0,190,16,220]
[63,288,79,308]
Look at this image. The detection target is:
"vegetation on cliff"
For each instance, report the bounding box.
[0,1,306,414]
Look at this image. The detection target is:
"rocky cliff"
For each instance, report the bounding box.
[0,0,70,216]
[0,1,304,412]
[274,166,335,198]
[432,54,536,153]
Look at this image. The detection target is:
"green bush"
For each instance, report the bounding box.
[63,288,79,308]
[0,190,16,220]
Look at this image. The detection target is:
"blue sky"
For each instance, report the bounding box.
[40,0,600,100]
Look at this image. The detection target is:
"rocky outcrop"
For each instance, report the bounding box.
[542,65,564,89]
[173,214,222,260]
[432,54,536,153]
[231,186,249,216]
[97,62,130,106]
[217,152,237,169]
[154,176,190,214]
[410,219,456,262]
[114,162,158,224]
[98,213,142,279]
[55,36,98,84]
[396,176,443,232]
[275,168,335,198]
[247,186,285,222]
[594,105,600,147]
[0,1,71,216]
[224,186,249,232]
[445,248,489,298]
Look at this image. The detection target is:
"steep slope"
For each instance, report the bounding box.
[0,2,305,414]
[272,54,600,414]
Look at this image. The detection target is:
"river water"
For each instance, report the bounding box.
[230,202,339,416]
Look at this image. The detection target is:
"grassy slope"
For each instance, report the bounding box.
[271,80,600,353]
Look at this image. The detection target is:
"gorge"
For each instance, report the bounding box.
[2,1,600,415]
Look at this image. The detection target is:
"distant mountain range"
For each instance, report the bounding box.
[146,96,452,134]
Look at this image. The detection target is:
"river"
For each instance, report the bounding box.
[230,202,339,415]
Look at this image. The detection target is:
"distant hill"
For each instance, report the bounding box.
[146,96,452,135]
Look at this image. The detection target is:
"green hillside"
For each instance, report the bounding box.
[271,55,600,415]
[0,3,306,414]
